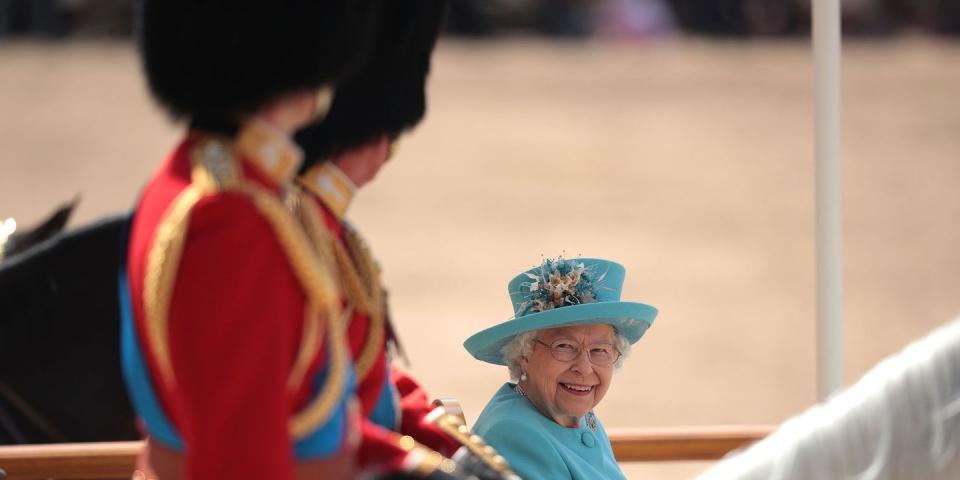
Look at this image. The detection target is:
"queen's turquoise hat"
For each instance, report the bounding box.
[464,258,657,365]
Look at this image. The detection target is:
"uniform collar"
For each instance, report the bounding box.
[298,162,356,220]
[233,119,304,188]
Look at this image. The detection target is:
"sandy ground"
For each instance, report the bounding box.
[1,37,959,478]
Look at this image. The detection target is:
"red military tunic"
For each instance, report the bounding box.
[122,122,355,480]
[295,162,460,473]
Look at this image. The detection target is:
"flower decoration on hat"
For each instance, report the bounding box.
[517,257,606,316]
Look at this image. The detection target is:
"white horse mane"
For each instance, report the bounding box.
[699,317,960,480]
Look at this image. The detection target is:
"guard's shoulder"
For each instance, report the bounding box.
[187,137,340,307]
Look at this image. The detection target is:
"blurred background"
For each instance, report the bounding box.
[1,1,959,478]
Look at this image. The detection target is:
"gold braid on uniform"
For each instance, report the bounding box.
[336,224,386,380]
[291,185,387,382]
[143,138,231,388]
[289,301,350,439]
[396,434,458,476]
[142,136,348,439]
[288,191,341,293]
[143,183,205,388]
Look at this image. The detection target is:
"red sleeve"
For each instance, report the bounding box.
[166,193,311,480]
[357,417,411,473]
[392,365,461,457]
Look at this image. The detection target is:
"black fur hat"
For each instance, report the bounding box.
[138,0,380,120]
[295,0,447,165]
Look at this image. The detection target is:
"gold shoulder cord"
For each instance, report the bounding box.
[292,188,386,382]
[142,138,349,439]
[142,140,227,388]
[288,191,340,291]
[337,224,386,380]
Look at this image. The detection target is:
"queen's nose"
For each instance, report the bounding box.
[569,347,594,376]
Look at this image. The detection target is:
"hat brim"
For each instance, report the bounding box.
[463,301,657,365]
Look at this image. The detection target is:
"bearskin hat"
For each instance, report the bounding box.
[138,0,381,120]
[295,0,447,164]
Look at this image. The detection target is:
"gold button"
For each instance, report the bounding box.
[439,459,457,473]
[398,435,416,451]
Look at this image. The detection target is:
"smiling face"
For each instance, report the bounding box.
[519,324,616,428]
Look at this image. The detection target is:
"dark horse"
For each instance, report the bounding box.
[0,201,137,444]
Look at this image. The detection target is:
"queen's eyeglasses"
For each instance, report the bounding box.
[533,338,621,366]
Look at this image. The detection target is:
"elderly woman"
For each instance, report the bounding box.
[464,257,657,480]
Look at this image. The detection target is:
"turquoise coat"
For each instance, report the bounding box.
[473,383,626,480]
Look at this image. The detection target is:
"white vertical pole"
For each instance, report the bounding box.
[813,0,844,400]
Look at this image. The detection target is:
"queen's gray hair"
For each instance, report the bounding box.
[500,324,632,381]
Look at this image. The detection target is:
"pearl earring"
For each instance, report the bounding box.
[520,373,528,381]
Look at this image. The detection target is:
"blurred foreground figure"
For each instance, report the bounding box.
[293,2,516,478]
[1,1,517,476]
[699,317,960,480]
[1,1,514,476]
[120,1,378,478]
